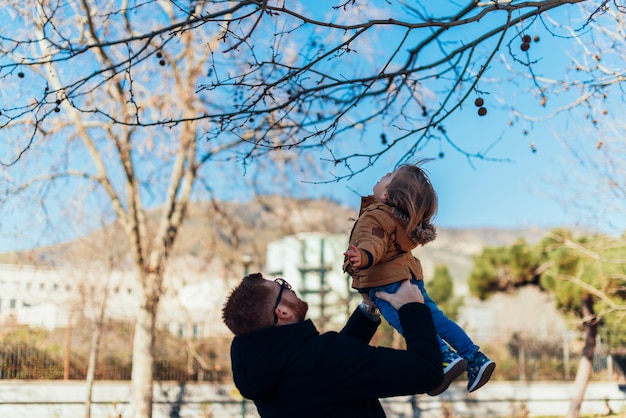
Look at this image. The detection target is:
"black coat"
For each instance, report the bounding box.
[230,303,443,418]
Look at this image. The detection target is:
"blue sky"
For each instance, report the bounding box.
[1,2,624,254]
[306,2,626,237]
[312,113,595,233]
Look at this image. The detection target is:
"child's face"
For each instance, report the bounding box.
[373,171,396,201]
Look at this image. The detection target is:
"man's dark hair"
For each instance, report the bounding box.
[222,273,275,335]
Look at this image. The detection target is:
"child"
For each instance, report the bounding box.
[343,161,495,395]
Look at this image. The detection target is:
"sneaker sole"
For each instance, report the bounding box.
[427,358,468,396]
[467,361,496,393]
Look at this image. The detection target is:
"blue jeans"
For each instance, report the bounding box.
[368,279,479,361]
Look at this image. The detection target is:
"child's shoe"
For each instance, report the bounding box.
[427,349,467,396]
[467,352,496,393]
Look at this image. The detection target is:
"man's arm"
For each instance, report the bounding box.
[319,281,444,397]
[339,302,380,343]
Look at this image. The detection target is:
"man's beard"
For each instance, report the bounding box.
[285,299,309,322]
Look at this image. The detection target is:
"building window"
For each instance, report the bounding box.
[178,324,185,338]
[192,324,200,338]
[10,299,17,309]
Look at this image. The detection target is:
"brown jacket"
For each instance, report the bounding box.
[344,196,424,289]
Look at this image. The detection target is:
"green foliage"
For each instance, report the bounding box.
[429,265,454,302]
[467,239,540,300]
[428,264,462,321]
[0,342,66,379]
[98,355,132,380]
[0,320,231,382]
[508,239,542,285]
[468,247,503,300]
[469,228,626,351]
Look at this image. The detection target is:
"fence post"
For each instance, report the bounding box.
[410,394,421,418]
[64,317,72,380]
[563,331,570,380]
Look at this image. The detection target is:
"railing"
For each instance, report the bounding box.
[1,322,624,383]
[1,342,623,382]
[0,381,624,418]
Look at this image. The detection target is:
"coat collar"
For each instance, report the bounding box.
[231,319,319,400]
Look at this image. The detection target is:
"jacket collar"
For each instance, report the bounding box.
[231,319,319,400]
[359,195,387,215]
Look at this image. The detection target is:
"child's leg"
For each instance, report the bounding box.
[413,279,480,361]
[368,282,404,334]
[415,279,496,392]
[369,281,449,351]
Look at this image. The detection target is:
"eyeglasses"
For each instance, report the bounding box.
[273,278,292,324]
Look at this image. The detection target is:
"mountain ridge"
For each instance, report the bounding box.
[0,196,550,275]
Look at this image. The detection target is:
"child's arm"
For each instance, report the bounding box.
[343,244,362,267]
[344,244,373,269]
[345,210,390,269]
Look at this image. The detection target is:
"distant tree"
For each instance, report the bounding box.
[469,238,546,297]
[468,229,626,418]
[428,264,462,321]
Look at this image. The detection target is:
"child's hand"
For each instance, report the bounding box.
[343,244,362,267]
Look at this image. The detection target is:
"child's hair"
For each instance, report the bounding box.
[222,273,275,335]
[385,160,438,245]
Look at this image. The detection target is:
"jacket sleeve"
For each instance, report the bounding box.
[349,210,393,267]
[317,303,444,397]
[339,307,381,343]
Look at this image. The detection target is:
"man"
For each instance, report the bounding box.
[222,273,443,418]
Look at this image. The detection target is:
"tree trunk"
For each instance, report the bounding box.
[129,276,159,418]
[84,317,103,418]
[566,293,598,418]
[85,286,109,418]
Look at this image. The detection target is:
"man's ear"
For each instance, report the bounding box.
[275,305,296,325]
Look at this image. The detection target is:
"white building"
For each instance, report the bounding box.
[0,232,353,336]
[0,263,140,329]
[0,262,236,337]
[265,232,355,332]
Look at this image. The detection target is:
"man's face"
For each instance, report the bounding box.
[268,279,309,322]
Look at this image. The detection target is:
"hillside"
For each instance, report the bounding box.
[0,197,356,269]
[0,196,547,278]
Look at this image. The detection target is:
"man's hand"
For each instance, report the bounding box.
[374,280,424,310]
[343,244,362,267]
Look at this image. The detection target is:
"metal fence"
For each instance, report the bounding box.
[1,326,624,383]
[0,338,624,382]
[0,322,232,382]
